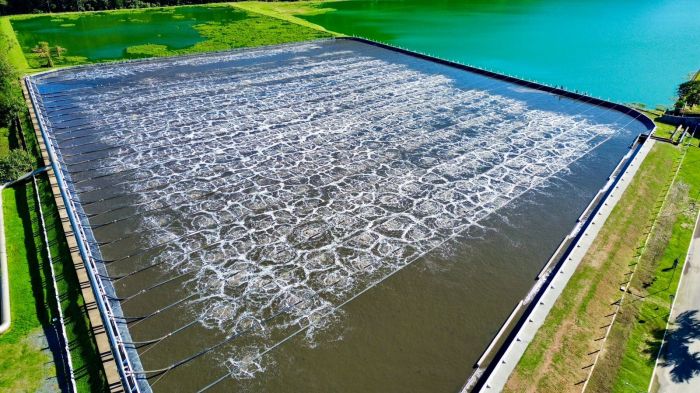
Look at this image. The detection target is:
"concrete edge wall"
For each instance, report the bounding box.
[659,114,700,128]
[25,74,150,393]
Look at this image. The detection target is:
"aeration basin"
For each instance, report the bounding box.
[27,38,650,392]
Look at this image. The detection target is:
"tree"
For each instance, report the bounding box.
[32,41,53,68]
[54,45,67,59]
[677,80,700,110]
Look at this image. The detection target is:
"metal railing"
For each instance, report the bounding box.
[32,172,77,393]
[25,77,142,393]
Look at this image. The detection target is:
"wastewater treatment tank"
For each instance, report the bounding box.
[26,38,650,392]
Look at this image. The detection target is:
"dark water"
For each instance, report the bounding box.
[28,40,647,392]
[303,0,700,106]
[11,6,246,61]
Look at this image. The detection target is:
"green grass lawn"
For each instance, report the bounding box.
[0,18,30,72]
[506,118,700,393]
[1,112,108,392]
[655,122,677,140]
[232,0,340,33]
[0,185,56,392]
[601,138,700,393]
[505,140,680,393]
[33,173,109,392]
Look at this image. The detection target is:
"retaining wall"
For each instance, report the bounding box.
[659,114,700,128]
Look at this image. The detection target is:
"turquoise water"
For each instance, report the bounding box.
[303,0,700,106]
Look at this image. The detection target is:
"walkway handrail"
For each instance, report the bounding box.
[25,77,141,393]
[32,173,77,392]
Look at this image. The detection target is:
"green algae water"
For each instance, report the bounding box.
[11,7,244,61]
[10,6,328,67]
[303,0,700,106]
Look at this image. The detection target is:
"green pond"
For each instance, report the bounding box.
[11,6,247,61]
[303,0,700,106]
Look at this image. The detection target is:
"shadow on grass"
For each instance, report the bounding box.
[8,118,21,150]
[652,309,700,383]
[12,182,70,392]
[35,173,109,392]
[11,179,109,392]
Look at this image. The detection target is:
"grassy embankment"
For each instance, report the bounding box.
[0,18,29,72]
[124,4,333,59]
[1,180,111,392]
[504,131,700,393]
[1,186,53,392]
[599,145,700,390]
[231,0,339,33]
[0,3,337,391]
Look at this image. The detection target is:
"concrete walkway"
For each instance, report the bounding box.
[651,209,700,393]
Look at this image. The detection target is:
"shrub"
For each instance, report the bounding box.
[0,149,32,182]
[0,39,23,125]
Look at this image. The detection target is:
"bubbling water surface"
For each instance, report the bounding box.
[29,39,647,391]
